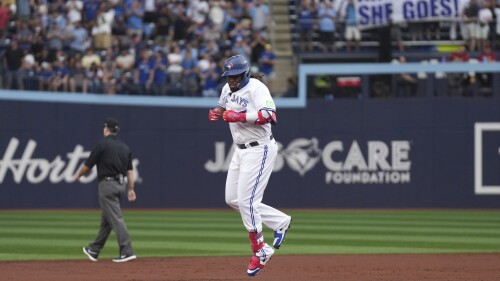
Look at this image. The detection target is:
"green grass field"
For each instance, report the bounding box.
[1,209,500,261]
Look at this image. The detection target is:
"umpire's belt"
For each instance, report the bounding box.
[102,174,124,184]
[237,135,273,149]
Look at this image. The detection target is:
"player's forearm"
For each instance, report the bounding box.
[127,170,134,191]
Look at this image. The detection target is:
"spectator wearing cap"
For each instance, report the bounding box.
[258,43,276,93]
[3,40,25,90]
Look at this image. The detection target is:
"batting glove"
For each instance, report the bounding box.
[208,108,222,122]
[223,110,247,123]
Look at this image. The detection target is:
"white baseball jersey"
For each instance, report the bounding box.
[218,78,275,145]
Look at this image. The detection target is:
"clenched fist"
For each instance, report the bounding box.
[208,108,222,122]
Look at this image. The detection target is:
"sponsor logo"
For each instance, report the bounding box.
[205,138,412,185]
[0,137,141,184]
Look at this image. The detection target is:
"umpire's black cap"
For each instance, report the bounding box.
[104,117,119,130]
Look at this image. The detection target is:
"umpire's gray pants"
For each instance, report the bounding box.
[88,180,134,256]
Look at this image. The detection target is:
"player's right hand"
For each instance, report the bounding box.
[209,108,222,122]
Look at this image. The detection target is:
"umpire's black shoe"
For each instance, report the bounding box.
[83,247,98,262]
[112,254,137,263]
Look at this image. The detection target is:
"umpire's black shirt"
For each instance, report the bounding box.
[85,135,133,181]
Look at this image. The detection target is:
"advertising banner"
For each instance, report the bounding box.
[356,0,460,29]
[1,99,500,209]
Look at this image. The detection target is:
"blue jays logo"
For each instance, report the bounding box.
[225,63,234,71]
[282,138,322,176]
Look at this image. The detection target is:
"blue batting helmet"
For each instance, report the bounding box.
[221,55,250,77]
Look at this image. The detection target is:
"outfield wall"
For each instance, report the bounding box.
[1,98,500,209]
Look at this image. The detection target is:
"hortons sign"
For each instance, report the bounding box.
[204,138,412,185]
[0,137,141,185]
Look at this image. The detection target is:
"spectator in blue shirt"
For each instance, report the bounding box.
[69,21,89,55]
[38,62,53,91]
[200,56,221,97]
[127,0,145,39]
[83,0,100,27]
[150,49,168,96]
[135,50,153,95]
[258,43,276,92]
[317,2,336,52]
[298,0,315,52]
[248,0,270,33]
[343,0,361,52]
[51,59,69,92]
[181,50,199,96]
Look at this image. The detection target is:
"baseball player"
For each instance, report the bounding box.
[208,55,292,276]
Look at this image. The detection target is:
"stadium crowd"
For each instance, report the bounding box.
[293,0,500,99]
[0,0,277,96]
[294,0,500,53]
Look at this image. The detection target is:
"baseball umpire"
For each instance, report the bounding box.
[75,117,137,263]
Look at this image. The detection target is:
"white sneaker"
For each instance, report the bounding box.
[273,217,292,249]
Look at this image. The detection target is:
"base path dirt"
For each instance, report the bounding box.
[1,254,500,281]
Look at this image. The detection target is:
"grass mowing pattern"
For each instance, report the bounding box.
[0,209,500,261]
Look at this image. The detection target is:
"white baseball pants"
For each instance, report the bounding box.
[225,139,290,233]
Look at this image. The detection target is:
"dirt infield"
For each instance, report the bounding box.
[2,254,500,281]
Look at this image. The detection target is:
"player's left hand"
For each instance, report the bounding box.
[208,108,222,122]
[223,110,246,123]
